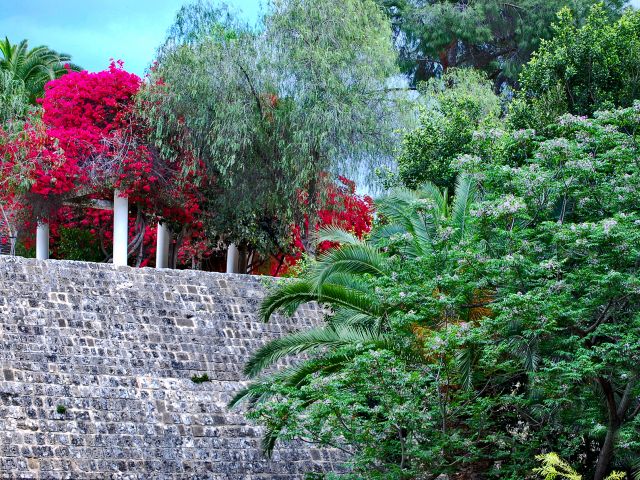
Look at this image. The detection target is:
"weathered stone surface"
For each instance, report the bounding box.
[0,256,343,479]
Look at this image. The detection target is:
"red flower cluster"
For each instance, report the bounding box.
[271,175,374,276]
[0,119,74,198]
[40,61,155,195]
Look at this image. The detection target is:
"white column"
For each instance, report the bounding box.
[226,243,239,273]
[113,190,128,267]
[156,222,170,269]
[36,221,49,260]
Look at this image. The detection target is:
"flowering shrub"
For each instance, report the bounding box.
[1,119,66,190]
[270,175,373,276]
[40,61,158,198]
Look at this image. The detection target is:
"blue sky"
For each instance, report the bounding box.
[2,0,639,77]
[1,0,263,76]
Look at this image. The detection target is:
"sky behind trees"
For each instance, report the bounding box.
[1,0,262,76]
[2,0,639,76]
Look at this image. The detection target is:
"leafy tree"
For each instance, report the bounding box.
[0,37,81,103]
[376,0,624,85]
[466,107,640,480]
[231,105,640,479]
[142,0,399,257]
[513,4,640,124]
[394,68,500,190]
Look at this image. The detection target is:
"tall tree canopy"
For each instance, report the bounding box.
[394,67,501,191]
[0,37,81,103]
[512,4,640,125]
[141,0,399,255]
[377,0,625,86]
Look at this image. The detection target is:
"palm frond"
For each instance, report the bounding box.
[259,279,380,323]
[243,325,391,378]
[315,225,362,246]
[368,223,406,245]
[310,243,388,288]
[456,345,475,390]
[376,189,422,234]
[230,351,354,408]
[377,188,437,256]
[261,423,281,457]
[259,280,320,322]
[451,174,477,241]
[318,272,372,294]
[0,37,82,103]
[507,335,540,372]
[326,307,377,328]
[417,182,447,218]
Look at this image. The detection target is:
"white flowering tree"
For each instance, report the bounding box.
[229,103,640,479]
[463,105,640,479]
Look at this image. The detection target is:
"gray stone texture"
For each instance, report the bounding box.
[0,256,342,479]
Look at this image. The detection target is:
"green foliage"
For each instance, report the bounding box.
[14,241,35,259]
[56,227,104,263]
[376,0,624,85]
[142,0,399,254]
[232,104,640,478]
[395,68,500,190]
[516,4,640,123]
[246,350,443,478]
[56,404,66,414]
[190,373,211,384]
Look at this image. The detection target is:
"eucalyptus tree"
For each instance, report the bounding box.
[0,70,30,125]
[142,0,400,258]
[0,37,81,103]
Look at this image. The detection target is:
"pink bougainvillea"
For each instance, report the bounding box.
[2,61,210,267]
[39,60,158,199]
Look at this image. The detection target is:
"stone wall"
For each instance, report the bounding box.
[0,256,343,479]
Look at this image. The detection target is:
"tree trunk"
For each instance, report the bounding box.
[593,422,617,480]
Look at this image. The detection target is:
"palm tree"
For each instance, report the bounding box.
[229,175,480,454]
[0,37,82,104]
[370,174,477,256]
